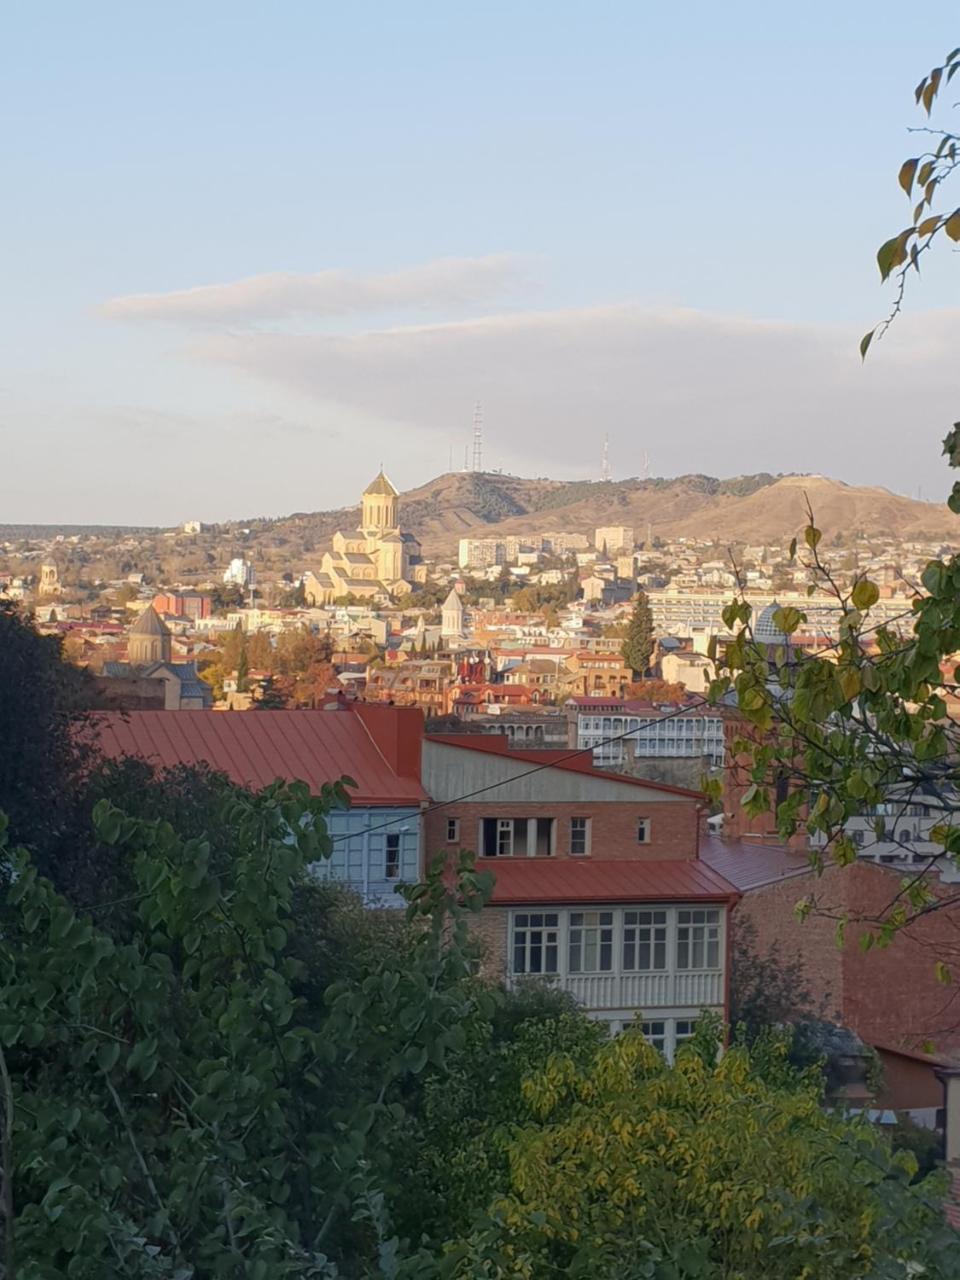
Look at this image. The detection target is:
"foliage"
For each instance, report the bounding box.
[620,591,655,676]
[254,674,289,709]
[432,1023,958,1279]
[0,798,498,1278]
[703,43,960,965]
[861,44,960,360]
[729,915,824,1049]
[0,602,96,869]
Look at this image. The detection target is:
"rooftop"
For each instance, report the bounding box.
[485,857,738,905]
[90,708,428,807]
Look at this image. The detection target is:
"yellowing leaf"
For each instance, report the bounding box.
[917,215,941,238]
[945,211,960,242]
[898,157,919,195]
[851,579,879,610]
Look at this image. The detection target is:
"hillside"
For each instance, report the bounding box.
[263,471,959,557]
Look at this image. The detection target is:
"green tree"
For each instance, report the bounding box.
[0,799,496,1278]
[620,590,654,676]
[705,45,960,967]
[235,640,249,692]
[435,1023,958,1279]
[0,603,95,871]
[254,673,289,709]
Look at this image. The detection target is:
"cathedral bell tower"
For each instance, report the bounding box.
[361,468,400,537]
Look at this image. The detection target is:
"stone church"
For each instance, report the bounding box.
[302,470,427,605]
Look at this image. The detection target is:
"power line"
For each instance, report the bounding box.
[329,695,714,845]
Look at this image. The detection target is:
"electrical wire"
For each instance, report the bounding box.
[327,694,714,845]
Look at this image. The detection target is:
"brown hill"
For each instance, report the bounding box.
[266,471,958,557]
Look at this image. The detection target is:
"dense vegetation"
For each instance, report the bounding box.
[0,601,957,1277]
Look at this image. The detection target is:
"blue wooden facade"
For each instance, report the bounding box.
[311,806,422,907]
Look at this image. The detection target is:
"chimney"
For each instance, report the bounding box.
[351,702,424,783]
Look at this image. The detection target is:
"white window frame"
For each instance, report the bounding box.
[622,909,668,971]
[676,908,721,971]
[569,816,591,856]
[385,833,401,880]
[496,818,515,857]
[637,817,652,844]
[512,912,560,975]
[568,910,614,973]
[446,817,460,843]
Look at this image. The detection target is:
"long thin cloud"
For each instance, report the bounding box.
[100,254,526,325]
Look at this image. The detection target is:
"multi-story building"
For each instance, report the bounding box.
[570,696,726,767]
[224,557,255,588]
[647,588,916,641]
[91,703,426,907]
[594,526,634,553]
[153,590,212,621]
[423,732,735,1052]
[560,652,633,698]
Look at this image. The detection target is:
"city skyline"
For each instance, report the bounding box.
[4,3,960,523]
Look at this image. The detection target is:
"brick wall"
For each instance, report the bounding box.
[424,798,700,866]
[467,907,508,983]
[738,860,960,1055]
[736,869,845,1025]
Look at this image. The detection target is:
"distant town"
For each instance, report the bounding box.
[1,467,952,785]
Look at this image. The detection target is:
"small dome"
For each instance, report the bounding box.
[363,469,399,497]
[754,601,791,648]
[130,605,170,637]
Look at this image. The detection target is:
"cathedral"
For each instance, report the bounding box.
[302,470,427,605]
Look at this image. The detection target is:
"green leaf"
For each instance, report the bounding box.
[876,237,901,281]
[898,158,919,195]
[97,1040,121,1072]
[851,579,879,611]
[803,525,822,550]
[936,960,952,985]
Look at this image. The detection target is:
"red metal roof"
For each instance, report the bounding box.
[698,835,811,891]
[426,733,705,799]
[90,710,428,807]
[484,857,738,905]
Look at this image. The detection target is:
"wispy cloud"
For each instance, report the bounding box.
[190,303,960,497]
[100,254,527,325]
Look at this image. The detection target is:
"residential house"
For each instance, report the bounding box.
[90,704,427,907]
[560,651,632,698]
[422,733,735,1054]
[569,696,725,768]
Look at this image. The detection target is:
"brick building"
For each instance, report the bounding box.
[423,733,736,1053]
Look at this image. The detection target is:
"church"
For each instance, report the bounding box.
[302,470,427,605]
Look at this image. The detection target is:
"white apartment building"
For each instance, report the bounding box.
[647,589,915,640]
[574,702,726,766]
[223,557,255,588]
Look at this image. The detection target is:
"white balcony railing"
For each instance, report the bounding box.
[506,968,722,1011]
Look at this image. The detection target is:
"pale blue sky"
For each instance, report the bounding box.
[3,2,959,523]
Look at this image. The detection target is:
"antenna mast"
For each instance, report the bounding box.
[601,433,610,483]
[472,401,483,473]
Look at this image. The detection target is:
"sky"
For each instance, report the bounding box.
[3,1,960,524]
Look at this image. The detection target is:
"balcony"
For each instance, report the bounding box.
[505,967,722,1011]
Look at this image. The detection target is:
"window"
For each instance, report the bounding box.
[446,818,459,843]
[497,818,514,856]
[570,816,591,856]
[641,1020,666,1053]
[623,909,667,971]
[385,834,401,879]
[636,817,651,844]
[676,908,720,970]
[674,1019,697,1047]
[512,913,559,975]
[568,910,614,973]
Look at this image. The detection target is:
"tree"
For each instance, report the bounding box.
[235,640,249,693]
[433,1022,958,1278]
[0,797,496,1277]
[619,590,654,676]
[0,603,95,871]
[705,45,960,967]
[860,44,960,363]
[254,674,289,709]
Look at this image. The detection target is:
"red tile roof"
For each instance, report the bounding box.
[90,710,428,807]
[698,835,811,890]
[483,857,738,905]
[426,733,705,799]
